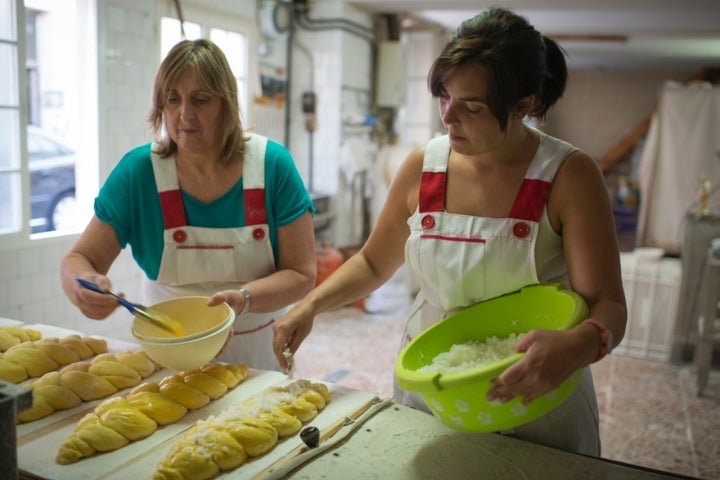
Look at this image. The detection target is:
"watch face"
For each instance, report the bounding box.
[273,3,290,33]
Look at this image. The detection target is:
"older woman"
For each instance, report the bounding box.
[61,39,316,370]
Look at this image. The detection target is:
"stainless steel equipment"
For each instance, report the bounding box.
[1,381,32,479]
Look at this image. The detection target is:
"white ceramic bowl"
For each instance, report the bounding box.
[131,297,235,371]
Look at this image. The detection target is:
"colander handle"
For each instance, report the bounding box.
[393,357,446,393]
[435,354,523,390]
[396,371,444,393]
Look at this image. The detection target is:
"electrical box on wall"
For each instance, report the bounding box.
[376,41,407,108]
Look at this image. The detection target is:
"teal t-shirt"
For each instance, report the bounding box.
[95,137,314,280]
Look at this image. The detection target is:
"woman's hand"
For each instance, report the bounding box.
[208,290,246,316]
[271,303,315,372]
[71,275,120,320]
[486,325,597,405]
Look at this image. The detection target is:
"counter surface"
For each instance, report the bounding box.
[273,401,696,480]
[4,318,697,480]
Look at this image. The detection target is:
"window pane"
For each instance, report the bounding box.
[0,119,20,236]
[209,28,248,119]
[210,29,247,76]
[0,108,20,170]
[0,43,18,106]
[0,0,15,40]
[0,0,20,235]
[0,172,22,233]
[160,17,201,59]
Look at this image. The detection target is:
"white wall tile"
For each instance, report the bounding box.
[0,250,20,281]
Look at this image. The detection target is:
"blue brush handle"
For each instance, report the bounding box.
[76,278,140,315]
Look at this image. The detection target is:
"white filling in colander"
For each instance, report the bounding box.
[417,334,522,374]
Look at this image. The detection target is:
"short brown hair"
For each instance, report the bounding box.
[428,7,567,131]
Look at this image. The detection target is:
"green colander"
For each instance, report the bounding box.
[394,283,588,433]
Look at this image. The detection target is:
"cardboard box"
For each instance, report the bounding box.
[616,251,682,362]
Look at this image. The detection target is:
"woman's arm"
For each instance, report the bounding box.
[555,150,627,352]
[271,146,425,369]
[488,150,627,404]
[60,216,123,319]
[208,211,318,315]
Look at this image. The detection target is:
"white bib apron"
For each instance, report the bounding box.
[142,133,285,371]
[397,133,601,456]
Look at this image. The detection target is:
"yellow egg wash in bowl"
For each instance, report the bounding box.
[131,296,235,371]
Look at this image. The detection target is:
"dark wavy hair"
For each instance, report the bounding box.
[148,39,246,164]
[428,7,567,131]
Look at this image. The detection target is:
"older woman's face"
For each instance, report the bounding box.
[163,68,223,156]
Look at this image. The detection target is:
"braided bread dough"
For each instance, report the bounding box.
[55,363,249,465]
[151,379,330,480]
[0,335,107,383]
[17,350,159,423]
[0,326,42,351]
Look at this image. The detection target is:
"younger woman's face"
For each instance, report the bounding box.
[437,62,506,156]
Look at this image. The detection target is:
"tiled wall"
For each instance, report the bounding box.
[288,1,373,246]
[0,237,142,343]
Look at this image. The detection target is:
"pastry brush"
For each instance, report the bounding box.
[76,278,184,337]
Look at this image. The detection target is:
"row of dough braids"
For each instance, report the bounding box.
[17,349,160,423]
[0,335,108,383]
[0,326,42,351]
[151,379,330,480]
[55,363,249,465]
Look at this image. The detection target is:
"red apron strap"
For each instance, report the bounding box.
[419,171,446,213]
[158,184,266,228]
[509,178,551,222]
[244,188,267,225]
[158,190,187,229]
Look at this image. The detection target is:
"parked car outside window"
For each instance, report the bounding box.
[28,125,78,233]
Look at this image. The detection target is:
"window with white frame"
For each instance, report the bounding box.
[0,0,24,235]
[0,0,97,239]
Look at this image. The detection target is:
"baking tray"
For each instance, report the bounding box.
[17,369,379,479]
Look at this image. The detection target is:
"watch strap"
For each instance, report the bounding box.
[237,287,251,315]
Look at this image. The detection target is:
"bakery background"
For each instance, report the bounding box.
[1,0,719,478]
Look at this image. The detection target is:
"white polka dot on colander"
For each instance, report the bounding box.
[511,403,528,416]
[429,398,444,412]
[544,389,559,401]
[449,414,464,427]
[454,399,470,412]
[476,412,493,425]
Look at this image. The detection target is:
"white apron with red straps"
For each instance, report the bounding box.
[141,133,285,371]
[398,133,601,455]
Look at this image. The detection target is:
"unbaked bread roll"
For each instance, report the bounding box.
[0,335,107,383]
[17,350,159,423]
[0,326,42,351]
[55,363,249,465]
[151,379,330,480]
